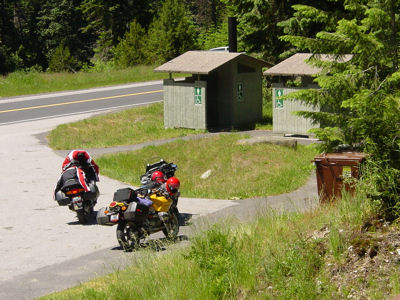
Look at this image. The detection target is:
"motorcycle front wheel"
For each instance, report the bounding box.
[116,221,140,252]
[162,212,179,240]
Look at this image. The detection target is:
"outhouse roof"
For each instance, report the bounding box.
[154,51,270,75]
[263,53,353,77]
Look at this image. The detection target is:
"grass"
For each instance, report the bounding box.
[47,102,204,149]
[41,67,370,298]
[47,101,273,150]
[0,65,170,97]
[40,70,400,298]
[97,133,318,199]
[42,190,400,300]
[255,84,273,130]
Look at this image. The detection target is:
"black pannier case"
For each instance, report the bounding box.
[96,207,114,226]
[83,182,99,201]
[113,188,136,203]
[55,191,70,206]
[134,202,150,223]
[123,202,137,221]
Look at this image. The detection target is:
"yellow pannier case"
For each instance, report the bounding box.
[150,194,173,212]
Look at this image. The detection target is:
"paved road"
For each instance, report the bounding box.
[0,81,163,125]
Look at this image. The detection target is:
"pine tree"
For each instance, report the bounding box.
[144,0,197,64]
[113,20,145,67]
[37,0,92,70]
[281,0,400,217]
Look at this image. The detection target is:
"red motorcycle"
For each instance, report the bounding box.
[55,167,99,224]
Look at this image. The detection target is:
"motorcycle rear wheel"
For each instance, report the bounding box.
[116,221,140,252]
[76,210,88,224]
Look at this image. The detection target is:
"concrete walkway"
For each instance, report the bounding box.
[48,129,320,226]
[48,129,320,234]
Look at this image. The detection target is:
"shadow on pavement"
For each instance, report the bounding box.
[178,212,193,226]
[110,234,189,252]
[66,214,98,226]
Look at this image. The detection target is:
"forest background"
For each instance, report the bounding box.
[0,0,346,74]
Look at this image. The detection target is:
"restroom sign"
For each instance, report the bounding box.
[237,83,243,101]
[194,87,202,104]
[275,88,284,109]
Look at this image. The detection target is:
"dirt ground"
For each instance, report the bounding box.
[311,218,400,299]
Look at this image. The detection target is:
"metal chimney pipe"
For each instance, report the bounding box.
[228,17,237,53]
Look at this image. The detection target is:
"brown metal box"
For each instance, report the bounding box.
[313,152,366,203]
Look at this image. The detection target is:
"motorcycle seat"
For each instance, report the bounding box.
[61,180,82,192]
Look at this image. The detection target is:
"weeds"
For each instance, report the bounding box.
[184,224,237,298]
[42,189,400,300]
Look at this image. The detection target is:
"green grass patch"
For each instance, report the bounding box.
[0,65,171,97]
[42,191,395,300]
[97,133,317,199]
[255,84,273,130]
[47,102,204,149]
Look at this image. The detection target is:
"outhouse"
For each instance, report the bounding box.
[263,53,352,136]
[154,51,270,130]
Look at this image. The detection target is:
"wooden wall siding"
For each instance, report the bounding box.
[214,61,264,129]
[272,85,319,135]
[234,68,263,126]
[163,79,207,129]
[216,63,234,128]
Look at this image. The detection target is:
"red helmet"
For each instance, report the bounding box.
[151,171,166,183]
[166,177,180,196]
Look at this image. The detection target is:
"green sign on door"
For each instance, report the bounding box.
[237,83,243,102]
[275,88,284,109]
[195,87,202,104]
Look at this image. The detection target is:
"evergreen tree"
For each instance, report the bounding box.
[186,0,226,28]
[281,0,400,217]
[48,43,78,72]
[198,20,229,50]
[277,1,350,58]
[37,0,93,70]
[6,0,46,70]
[226,0,350,62]
[226,0,295,63]
[79,0,161,62]
[145,0,197,64]
[0,45,17,74]
[113,20,145,67]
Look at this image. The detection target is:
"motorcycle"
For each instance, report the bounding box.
[97,187,179,252]
[54,167,99,224]
[140,159,180,220]
[141,159,178,182]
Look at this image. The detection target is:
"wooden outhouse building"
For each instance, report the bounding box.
[155,51,270,130]
[264,53,352,136]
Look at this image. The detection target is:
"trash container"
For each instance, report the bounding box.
[313,152,366,203]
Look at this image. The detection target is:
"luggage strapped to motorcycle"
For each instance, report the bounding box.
[113,187,137,203]
[144,159,177,179]
[61,179,82,192]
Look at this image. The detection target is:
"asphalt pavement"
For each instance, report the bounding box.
[0,112,319,300]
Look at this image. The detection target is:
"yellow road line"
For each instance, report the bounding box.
[0,90,163,114]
